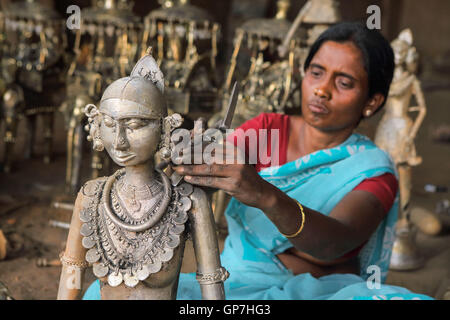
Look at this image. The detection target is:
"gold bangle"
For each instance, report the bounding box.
[281,199,305,238]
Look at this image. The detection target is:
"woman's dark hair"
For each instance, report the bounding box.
[304,22,395,111]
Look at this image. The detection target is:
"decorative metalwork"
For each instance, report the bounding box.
[375,29,427,271]
[0,0,66,172]
[57,50,227,300]
[209,0,336,129]
[141,0,221,116]
[60,0,141,193]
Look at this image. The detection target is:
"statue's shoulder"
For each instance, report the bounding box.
[79,176,108,200]
[173,181,205,202]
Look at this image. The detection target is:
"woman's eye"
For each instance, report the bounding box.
[309,69,322,78]
[337,79,353,89]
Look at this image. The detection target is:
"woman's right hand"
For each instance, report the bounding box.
[172,140,278,211]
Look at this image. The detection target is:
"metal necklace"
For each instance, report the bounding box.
[79,169,194,288]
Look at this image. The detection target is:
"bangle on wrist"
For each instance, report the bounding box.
[281,199,305,238]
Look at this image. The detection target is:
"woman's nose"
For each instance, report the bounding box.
[113,124,129,150]
[314,87,331,100]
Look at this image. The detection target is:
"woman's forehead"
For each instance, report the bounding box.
[310,40,367,79]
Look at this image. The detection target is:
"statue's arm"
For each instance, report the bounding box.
[56,192,88,300]
[408,78,427,141]
[188,187,228,300]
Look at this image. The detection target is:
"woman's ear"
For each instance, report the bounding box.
[363,93,385,117]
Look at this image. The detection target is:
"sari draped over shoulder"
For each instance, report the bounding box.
[176,133,432,300]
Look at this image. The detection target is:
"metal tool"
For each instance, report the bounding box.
[170,82,239,186]
[218,81,240,132]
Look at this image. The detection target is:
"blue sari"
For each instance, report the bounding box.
[84,133,431,300]
[175,133,431,300]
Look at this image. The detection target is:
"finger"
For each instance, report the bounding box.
[183,175,231,190]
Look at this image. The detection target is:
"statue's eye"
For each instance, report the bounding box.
[103,115,115,128]
[125,119,150,130]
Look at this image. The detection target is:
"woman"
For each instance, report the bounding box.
[174,22,432,300]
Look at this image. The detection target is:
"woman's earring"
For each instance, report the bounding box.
[364,109,373,117]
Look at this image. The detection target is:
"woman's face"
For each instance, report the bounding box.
[99,101,161,167]
[301,40,371,132]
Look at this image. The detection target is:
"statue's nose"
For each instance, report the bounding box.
[113,124,129,150]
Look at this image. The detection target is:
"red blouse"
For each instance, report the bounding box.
[227,113,398,259]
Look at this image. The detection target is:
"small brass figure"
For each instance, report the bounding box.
[374,29,427,271]
[57,50,227,300]
[0,0,66,172]
[141,0,221,117]
[60,0,141,193]
[293,0,341,74]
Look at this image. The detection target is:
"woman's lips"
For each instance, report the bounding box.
[307,102,330,114]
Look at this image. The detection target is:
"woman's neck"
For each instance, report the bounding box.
[122,161,155,187]
[289,116,354,159]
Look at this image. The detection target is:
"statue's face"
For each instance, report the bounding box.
[391,40,408,66]
[99,100,162,167]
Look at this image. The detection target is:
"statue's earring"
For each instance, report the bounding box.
[159,113,183,161]
[84,104,104,152]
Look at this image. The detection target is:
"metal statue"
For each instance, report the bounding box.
[209,0,302,129]
[57,50,227,300]
[0,0,66,172]
[374,29,427,271]
[60,0,141,194]
[141,0,220,117]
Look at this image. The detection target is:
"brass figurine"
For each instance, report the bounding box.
[0,0,66,172]
[294,0,341,75]
[210,0,315,129]
[141,0,221,117]
[374,29,427,271]
[57,50,227,300]
[60,0,141,194]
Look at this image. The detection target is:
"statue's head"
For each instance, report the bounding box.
[391,29,418,73]
[85,49,182,167]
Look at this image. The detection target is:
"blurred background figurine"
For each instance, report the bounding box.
[209,0,302,129]
[374,28,428,271]
[0,0,66,172]
[141,0,221,119]
[59,0,141,194]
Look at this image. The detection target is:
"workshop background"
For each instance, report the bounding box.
[0,0,449,300]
